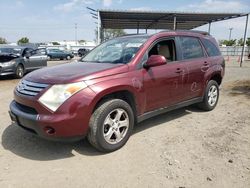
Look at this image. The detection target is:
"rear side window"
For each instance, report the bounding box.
[201,38,221,57]
[179,37,204,60]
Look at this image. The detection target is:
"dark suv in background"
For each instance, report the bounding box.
[9,31,225,152]
[0,46,47,78]
[78,48,90,57]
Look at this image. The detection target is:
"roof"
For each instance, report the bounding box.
[99,10,248,30]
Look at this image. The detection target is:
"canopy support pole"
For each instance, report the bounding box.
[137,22,139,34]
[240,14,249,67]
[97,10,100,44]
[208,22,211,34]
[173,16,177,30]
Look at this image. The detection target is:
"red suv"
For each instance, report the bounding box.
[9,31,225,152]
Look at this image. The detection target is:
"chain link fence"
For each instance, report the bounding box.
[220,46,249,56]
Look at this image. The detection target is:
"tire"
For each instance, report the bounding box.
[87,99,134,152]
[15,64,24,79]
[47,55,51,61]
[198,80,219,111]
[66,55,71,60]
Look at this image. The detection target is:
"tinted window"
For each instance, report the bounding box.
[201,38,221,57]
[179,37,204,60]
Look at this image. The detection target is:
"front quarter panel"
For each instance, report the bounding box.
[85,70,146,116]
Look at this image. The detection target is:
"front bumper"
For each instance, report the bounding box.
[0,65,15,76]
[9,101,84,142]
[9,87,96,142]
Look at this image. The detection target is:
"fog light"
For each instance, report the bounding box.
[44,126,55,135]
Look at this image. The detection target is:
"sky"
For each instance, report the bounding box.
[0,0,249,43]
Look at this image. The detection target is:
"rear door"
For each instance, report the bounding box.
[177,36,208,100]
[29,49,47,69]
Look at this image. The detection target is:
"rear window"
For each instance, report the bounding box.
[201,38,221,57]
[179,37,204,60]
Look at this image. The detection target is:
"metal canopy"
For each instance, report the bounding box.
[99,10,247,30]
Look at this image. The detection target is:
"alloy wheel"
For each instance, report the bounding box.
[208,85,218,106]
[103,108,129,144]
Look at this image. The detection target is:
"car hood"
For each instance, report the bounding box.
[24,61,128,84]
[0,53,19,63]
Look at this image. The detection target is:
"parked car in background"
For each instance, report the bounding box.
[78,48,90,57]
[0,46,47,78]
[47,49,74,60]
[9,31,225,152]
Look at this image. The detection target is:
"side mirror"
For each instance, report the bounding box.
[143,55,167,68]
[24,52,31,58]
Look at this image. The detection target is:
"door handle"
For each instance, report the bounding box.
[175,68,183,73]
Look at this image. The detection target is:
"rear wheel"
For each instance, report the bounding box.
[15,64,24,78]
[87,99,134,152]
[47,55,51,61]
[198,80,219,111]
[66,55,71,60]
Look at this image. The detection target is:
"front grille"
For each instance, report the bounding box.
[16,79,48,96]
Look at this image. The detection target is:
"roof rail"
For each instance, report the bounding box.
[177,30,210,35]
[159,29,210,35]
[120,33,149,37]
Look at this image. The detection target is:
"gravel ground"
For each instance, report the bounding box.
[0,59,249,188]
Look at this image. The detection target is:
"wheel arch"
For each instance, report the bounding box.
[90,87,138,121]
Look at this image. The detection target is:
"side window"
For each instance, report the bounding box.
[201,38,221,57]
[31,49,45,56]
[148,39,176,62]
[23,48,33,57]
[179,37,204,60]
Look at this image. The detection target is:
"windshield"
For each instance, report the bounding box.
[81,36,149,64]
[0,48,22,55]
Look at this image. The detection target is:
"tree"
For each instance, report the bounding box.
[247,38,250,46]
[17,37,29,45]
[237,38,244,46]
[103,29,126,41]
[0,37,7,44]
[219,39,236,46]
[95,28,126,42]
[52,41,60,45]
[236,38,250,46]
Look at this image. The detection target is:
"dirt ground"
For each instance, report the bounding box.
[0,59,250,188]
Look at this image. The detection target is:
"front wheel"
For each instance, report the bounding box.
[87,99,134,152]
[15,65,24,78]
[198,80,219,111]
[66,55,71,60]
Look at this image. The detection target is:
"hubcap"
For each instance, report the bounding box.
[208,85,218,106]
[103,108,129,144]
[17,67,23,77]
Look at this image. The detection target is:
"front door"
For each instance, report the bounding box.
[142,38,187,112]
[25,49,47,70]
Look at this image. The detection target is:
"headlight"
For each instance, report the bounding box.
[1,60,15,67]
[38,82,87,112]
